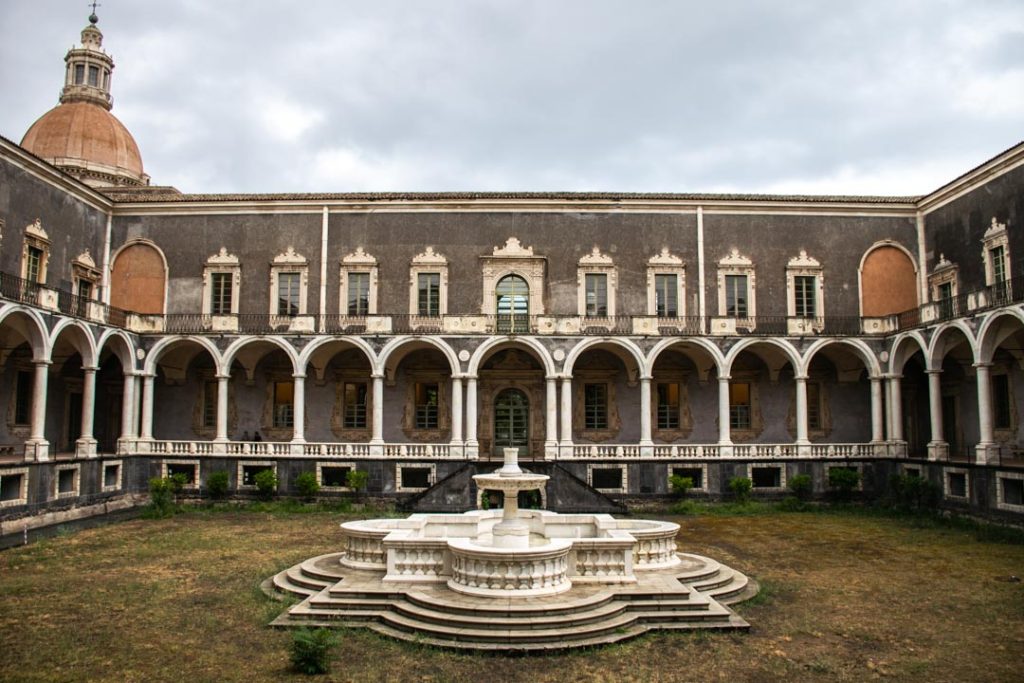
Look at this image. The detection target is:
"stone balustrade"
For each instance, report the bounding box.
[447,538,573,597]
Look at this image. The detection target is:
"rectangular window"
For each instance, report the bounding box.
[1002,477,1024,507]
[277,272,301,316]
[417,272,441,316]
[202,380,217,429]
[343,382,368,429]
[991,246,1007,283]
[794,276,817,317]
[15,370,32,425]
[103,464,120,489]
[729,382,751,430]
[88,65,99,87]
[0,473,24,503]
[400,466,431,490]
[807,382,822,431]
[947,471,967,498]
[77,279,93,301]
[347,272,370,315]
[993,374,1011,430]
[655,274,678,317]
[211,273,233,315]
[273,381,294,429]
[591,467,623,490]
[241,465,272,487]
[584,383,608,430]
[321,466,351,488]
[166,463,197,485]
[585,274,608,317]
[26,246,43,283]
[414,383,439,429]
[57,469,76,495]
[74,64,85,84]
[672,466,704,490]
[657,382,680,429]
[725,275,748,317]
[751,466,781,488]
[937,281,955,319]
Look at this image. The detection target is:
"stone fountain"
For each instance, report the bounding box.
[266,450,759,650]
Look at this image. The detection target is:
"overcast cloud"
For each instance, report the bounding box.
[1,0,1022,194]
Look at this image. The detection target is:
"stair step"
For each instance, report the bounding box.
[286,566,333,592]
[272,570,317,598]
[299,554,347,583]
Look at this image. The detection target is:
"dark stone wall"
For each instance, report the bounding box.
[0,156,107,288]
[924,164,1024,290]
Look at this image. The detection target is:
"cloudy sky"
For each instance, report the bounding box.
[1,0,1022,195]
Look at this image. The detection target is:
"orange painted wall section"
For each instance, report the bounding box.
[860,246,918,317]
[110,243,165,314]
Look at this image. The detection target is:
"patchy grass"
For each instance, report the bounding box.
[1,506,1023,682]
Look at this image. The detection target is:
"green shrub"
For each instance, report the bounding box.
[168,472,188,495]
[728,476,753,504]
[206,470,230,499]
[888,473,940,511]
[254,469,278,501]
[669,475,694,498]
[788,474,813,501]
[778,496,808,512]
[345,469,369,495]
[295,471,320,501]
[289,627,338,675]
[828,467,860,502]
[147,477,176,517]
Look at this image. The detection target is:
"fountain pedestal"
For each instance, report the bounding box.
[472,448,549,549]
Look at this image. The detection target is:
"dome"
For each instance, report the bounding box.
[21,102,147,187]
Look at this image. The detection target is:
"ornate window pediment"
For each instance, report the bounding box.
[340,247,379,316]
[269,246,309,316]
[646,248,686,318]
[409,246,449,316]
[982,217,1010,287]
[21,218,51,284]
[202,247,241,315]
[717,248,756,321]
[786,250,824,321]
[480,237,546,316]
[71,249,101,299]
[577,247,616,317]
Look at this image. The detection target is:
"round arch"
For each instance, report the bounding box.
[887,331,928,375]
[49,318,98,367]
[144,335,223,376]
[927,321,978,370]
[109,239,168,314]
[220,336,300,376]
[801,338,880,378]
[858,240,919,317]
[297,335,377,375]
[723,338,802,376]
[563,337,646,378]
[376,336,460,377]
[96,329,138,373]
[644,337,726,378]
[468,336,556,377]
[976,308,1024,364]
[0,305,50,360]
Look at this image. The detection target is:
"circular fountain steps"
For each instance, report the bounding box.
[267,552,755,652]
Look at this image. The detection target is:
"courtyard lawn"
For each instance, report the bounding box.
[1,505,1022,683]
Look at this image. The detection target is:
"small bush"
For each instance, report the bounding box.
[206,470,230,499]
[345,469,369,495]
[295,471,320,501]
[888,474,940,511]
[828,468,860,502]
[788,474,813,501]
[778,496,808,512]
[254,469,278,501]
[147,477,176,517]
[669,475,694,498]
[669,499,699,515]
[168,472,188,495]
[289,628,338,675]
[728,476,753,504]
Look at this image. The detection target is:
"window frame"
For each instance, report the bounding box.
[646,248,686,317]
[717,248,756,322]
[340,248,378,316]
[202,248,241,316]
[268,246,309,317]
[576,247,616,317]
[21,219,51,285]
[981,218,1011,288]
[408,247,448,317]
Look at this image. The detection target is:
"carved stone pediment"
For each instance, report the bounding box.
[272,246,307,265]
[787,250,821,269]
[207,247,240,265]
[491,237,535,257]
[342,247,377,265]
[648,247,683,266]
[411,246,447,266]
[719,248,753,267]
[579,246,613,266]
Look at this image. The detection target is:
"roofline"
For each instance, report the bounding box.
[0,134,113,213]
[916,140,1024,214]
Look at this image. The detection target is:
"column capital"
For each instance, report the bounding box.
[560,374,573,381]
[292,373,307,380]
[215,373,231,381]
[370,373,385,380]
[717,375,731,382]
[32,359,52,367]
[925,369,943,376]
[639,375,653,382]
[793,374,809,381]
[973,361,993,369]
[81,365,100,373]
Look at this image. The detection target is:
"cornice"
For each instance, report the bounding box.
[0,136,113,213]
[916,140,1024,214]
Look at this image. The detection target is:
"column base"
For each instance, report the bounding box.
[558,443,574,459]
[975,443,999,465]
[639,444,654,458]
[543,441,558,460]
[24,440,49,462]
[464,442,479,459]
[926,441,948,461]
[75,438,98,458]
[717,443,734,458]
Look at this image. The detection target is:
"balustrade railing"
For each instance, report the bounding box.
[0,272,41,305]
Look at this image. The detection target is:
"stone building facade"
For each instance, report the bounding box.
[1,16,1022,528]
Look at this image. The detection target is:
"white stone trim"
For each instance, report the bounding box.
[587,463,628,493]
[577,247,616,317]
[340,247,378,315]
[480,237,546,315]
[408,247,448,316]
[667,462,708,492]
[716,248,756,321]
[646,248,686,317]
[162,458,201,490]
[316,461,356,491]
[268,247,309,316]
[21,219,51,283]
[928,254,959,300]
[202,247,241,315]
[981,218,1010,286]
[825,462,864,491]
[942,466,970,501]
[995,470,1024,512]
[745,462,786,491]
[53,463,81,499]
[395,462,435,492]
[0,467,30,507]
[785,250,824,322]
[102,459,123,492]
[238,460,277,490]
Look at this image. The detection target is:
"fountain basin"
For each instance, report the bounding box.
[448,538,573,597]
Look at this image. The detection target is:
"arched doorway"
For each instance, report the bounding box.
[493,388,530,456]
[496,275,529,333]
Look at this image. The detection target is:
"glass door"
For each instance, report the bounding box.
[493,388,529,457]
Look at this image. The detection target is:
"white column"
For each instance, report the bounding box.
[870,377,885,443]
[215,374,230,442]
[559,376,573,447]
[77,366,98,456]
[639,376,653,446]
[119,371,136,441]
[975,362,995,462]
[926,369,944,446]
[794,374,809,446]
[465,376,478,450]
[717,376,732,445]
[371,374,384,444]
[132,375,142,437]
[450,375,463,445]
[545,377,558,452]
[291,374,306,443]
[140,374,154,440]
[28,360,51,460]
[889,375,904,442]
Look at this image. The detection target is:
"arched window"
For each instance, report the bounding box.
[495,275,529,333]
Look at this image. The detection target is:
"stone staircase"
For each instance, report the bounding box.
[265,552,755,652]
